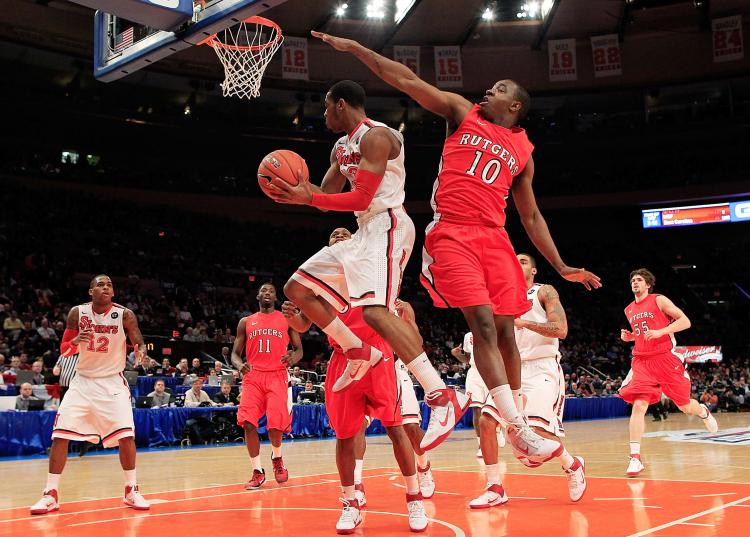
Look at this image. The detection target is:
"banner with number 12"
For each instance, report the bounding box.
[282,36,309,80]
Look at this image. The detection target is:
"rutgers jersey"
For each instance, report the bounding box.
[328,307,393,359]
[515,284,561,361]
[431,105,534,228]
[333,118,406,219]
[245,311,290,371]
[625,294,676,357]
[75,302,127,377]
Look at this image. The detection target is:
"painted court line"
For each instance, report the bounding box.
[626,495,750,537]
[677,522,714,527]
[594,497,646,501]
[691,492,736,498]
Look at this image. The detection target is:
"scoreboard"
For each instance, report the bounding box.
[642,199,750,229]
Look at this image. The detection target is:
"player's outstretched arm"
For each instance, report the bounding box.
[123,309,147,363]
[646,295,691,339]
[311,31,472,125]
[282,329,303,367]
[231,318,250,374]
[512,157,602,291]
[281,300,312,333]
[515,284,569,339]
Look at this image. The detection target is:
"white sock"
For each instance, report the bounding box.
[558,448,574,470]
[123,469,137,487]
[476,436,481,446]
[354,459,364,485]
[342,485,356,500]
[485,463,501,486]
[699,405,709,418]
[251,455,263,471]
[512,389,524,412]
[629,442,641,456]
[416,453,429,470]
[489,385,523,425]
[404,473,420,495]
[322,317,362,352]
[405,353,445,394]
[271,444,282,458]
[45,473,61,492]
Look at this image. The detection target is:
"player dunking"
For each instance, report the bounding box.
[283,227,429,534]
[231,283,303,489]
[268,80,468,451]
[30,275,149,514]
[311,32,601,461]
[619,269,718,477]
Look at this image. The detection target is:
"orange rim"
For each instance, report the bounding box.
[199,16,282,52]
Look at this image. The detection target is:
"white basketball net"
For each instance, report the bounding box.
[202,16,283,99]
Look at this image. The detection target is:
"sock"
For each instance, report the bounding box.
[341,485,356,500]
[489,385,523,425]
[699,405,709,419]
[512,389,524,412]
[251,455,263,471]
[485,463,501,486]
[405,353,445,394]
[123,469,137,487]
[404,473,420,495]
[476,436,481,446]
[558,448,575,470]
[416,453,429,470]
[271,444,282,459]
[46,473,61,492]
[629,442,641,456]
[322,317,362,352]
[354,459,364,485]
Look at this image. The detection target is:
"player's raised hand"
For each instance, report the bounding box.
[281,300,299,318]
[280,350,301,367]
[620,329,635,342]
[310,31,358,53]
[559,266,602,291]
[267,177,313,205]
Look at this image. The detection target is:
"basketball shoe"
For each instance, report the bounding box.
[699,403,718,433]
[332,343,383,392]
[272,456,289,483]
[469,484,509,509]
[420,389,471,451]
[506,421,563,464]
[626,455,644,477]
[417,463,435,499]
[406,493,428,532]
[336,498,362,534]
[354,483,367,508]
[564,456,587,502]
[29,489,59,515]
[124,485,150,510]
[246,469,266,489]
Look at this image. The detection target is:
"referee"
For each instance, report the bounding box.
[52,353,78,402]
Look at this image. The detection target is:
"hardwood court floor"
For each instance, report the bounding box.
[1,413,749,536]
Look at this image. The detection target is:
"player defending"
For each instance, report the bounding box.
[311,32,601,462]
[268,80,468,451]
[30,275,149,514]
[231,283,303,489]
[619,269,718,477]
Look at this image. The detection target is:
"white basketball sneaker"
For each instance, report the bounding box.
[417,463,435,499]
[332,343,383,392]
[564,456,587,502]
[336,498,362,535]
[699,404,718,433]
[506,422,562,463]
[476,447,483,459]
[469,484,509,509]
[626,455,645,477]
[123,484,150,510]
[420,389,471,451]
[29,489,59,515]
[406,493,428,532]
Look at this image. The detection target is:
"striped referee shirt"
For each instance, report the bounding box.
[55,353,79,387]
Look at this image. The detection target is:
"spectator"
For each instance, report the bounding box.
[173,359,189,379]
[189,357,204,376]
[147,380,171,408]
[30,360,46,385]
[209,361,224,378]
[182,327,199,342]
[0,353,5,371]
[7,356,21,375]
[156,358,175,376]
[701,389,719,412]
[184,378,214,407]
[213,381,238,406]
[296,380,318,404]
[289,366,303,386]
[3,311,23,340]
[15,382,39,410]
[218,346,231,366]
[36,318,58,347]
[135,354,155,376]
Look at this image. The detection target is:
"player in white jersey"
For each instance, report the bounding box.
[469,254,586,508]
[270,80,468,452]
[30,275,150,515]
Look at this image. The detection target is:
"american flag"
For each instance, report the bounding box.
[114,27,134,53]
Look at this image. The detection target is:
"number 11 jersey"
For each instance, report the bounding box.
[244,310,290,371]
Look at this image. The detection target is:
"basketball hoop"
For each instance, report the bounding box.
[200,16,283,99]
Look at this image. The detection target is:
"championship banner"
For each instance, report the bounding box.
[712,15,744,63]
[394,45,420,77]
[281,36,309,80]
[434,46,463,88]
[590,34,622,77]
[674,346,723,364]
[548,38,577,81]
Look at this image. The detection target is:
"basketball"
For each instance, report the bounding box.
[257,150,309,198]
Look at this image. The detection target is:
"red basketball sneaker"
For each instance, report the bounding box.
[246,469,266,489]
[332,343,384,392]
[420,388,471,451]
[272,456,289,484]
[29,489,59,515]
[469,484,509,509]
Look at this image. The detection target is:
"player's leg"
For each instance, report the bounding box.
[353,419,367,506]
[469,412,508,509]
[266,370,292,483]
[30,438,68,514]
[473,408,482,456]
[335,435,363,533]
[268,428,288,484]
[242,422,266,488]
[386,425,428,532]
[627,399,649,476]
[659,355,718,433]
[117,437,149,509]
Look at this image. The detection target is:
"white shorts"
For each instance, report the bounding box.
[396,359,421,425]
[465,366,489,408]
[52,373,135,448]
[290,206,415,312]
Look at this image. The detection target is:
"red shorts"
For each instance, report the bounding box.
[420,220,531,316]
[325,350,402,439]
[237,369,292,433]
[618,351,691,407]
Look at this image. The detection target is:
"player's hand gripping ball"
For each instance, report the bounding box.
[257,150,309,199]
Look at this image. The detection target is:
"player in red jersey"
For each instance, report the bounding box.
[283,228,429,534]
[619,268,718,477]
[231,283,303,489]
[311,31,601,463]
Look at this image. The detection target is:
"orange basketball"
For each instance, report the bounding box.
[257,149,309,198]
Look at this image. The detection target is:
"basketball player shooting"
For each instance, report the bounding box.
[30,275,149,515]
[311,31,601,463]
